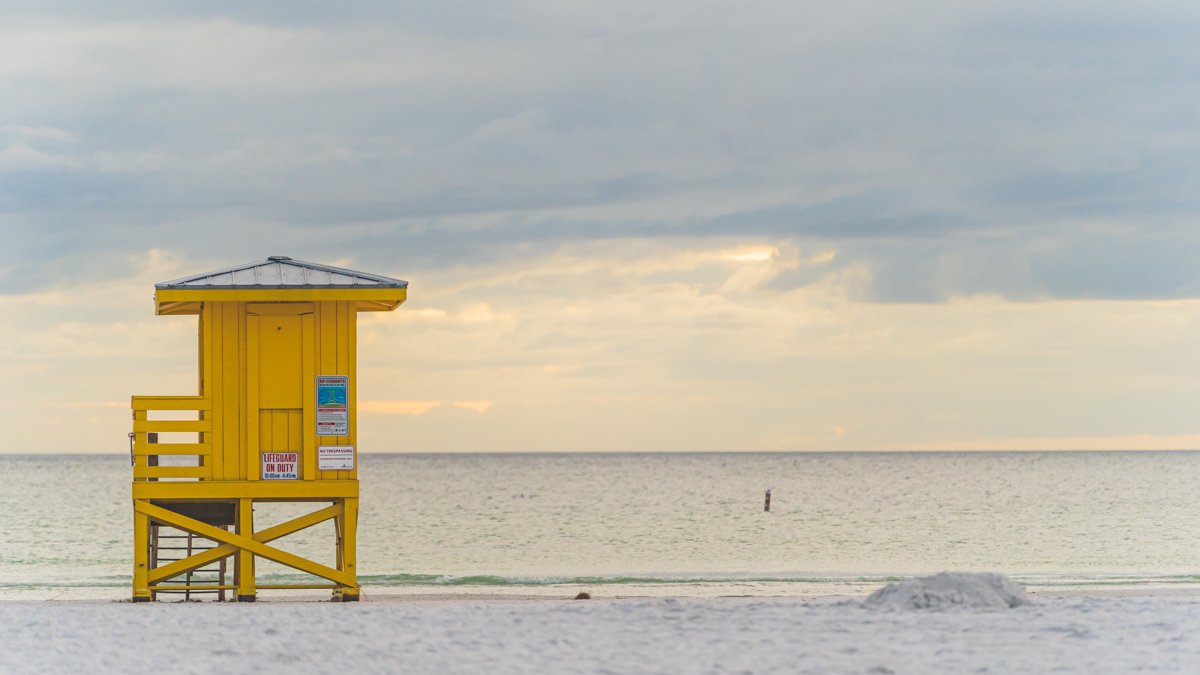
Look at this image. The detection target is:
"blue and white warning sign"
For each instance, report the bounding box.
[316,375,349,436]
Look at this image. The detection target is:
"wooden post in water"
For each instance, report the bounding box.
[764,488,772,512]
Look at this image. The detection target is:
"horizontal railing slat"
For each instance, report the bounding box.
[133,466,211,479]
[133,442,211,456]
[147,581,236,586]
[256,584,340,590]
[133,420,212,433]
[131,396,211,411]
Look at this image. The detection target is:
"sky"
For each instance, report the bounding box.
[2,1,1199,453]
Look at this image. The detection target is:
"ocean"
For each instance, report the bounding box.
[3,452,1200,600]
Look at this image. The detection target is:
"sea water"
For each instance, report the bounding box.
[3,452,1200,600]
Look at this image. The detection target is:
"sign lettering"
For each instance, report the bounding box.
[318,445,355,471]
[261,452,299,480]
[316,376,349,436]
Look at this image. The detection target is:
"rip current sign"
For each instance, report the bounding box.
[262,452,299,480]
[316,375,349,436]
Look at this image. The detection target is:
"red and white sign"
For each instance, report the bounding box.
[262,452,299,480]
[318,445,355,470]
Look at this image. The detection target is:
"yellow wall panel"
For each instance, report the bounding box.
[259,410,271,454]
[288,410,302,457]
[205,304,225,479]
[337,301,354,480]
[347,302,358,479]
[178,299,365,482]
[274,410,287,451]
[258,315,303,408]
[246,316,260,481]
[221,302,243,480]
[302,313,316,479]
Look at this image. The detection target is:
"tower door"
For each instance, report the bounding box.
[248,303,315,480]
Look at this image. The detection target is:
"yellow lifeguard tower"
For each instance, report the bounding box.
[130,256,406,602]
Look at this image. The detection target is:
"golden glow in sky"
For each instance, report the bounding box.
[3,2,1199,452]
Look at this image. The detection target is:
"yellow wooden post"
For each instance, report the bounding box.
[340,497,360,601]
[302,313,317,480]
[334,501,345,571]
[246,315,260,481]
[131,256,406,602]
[237,498,255,602]
[132,505,151,602]
[346,304,358,482]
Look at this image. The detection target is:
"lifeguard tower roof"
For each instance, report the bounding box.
[154,256,408,315]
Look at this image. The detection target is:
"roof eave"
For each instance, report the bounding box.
[154,287,408,314]
[154,283,408,291]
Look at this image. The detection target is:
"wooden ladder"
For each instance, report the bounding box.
[149,525,229,601]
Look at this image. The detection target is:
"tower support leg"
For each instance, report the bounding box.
[338,497,360,601]
[237,498,256,602]
[132,503,152,602]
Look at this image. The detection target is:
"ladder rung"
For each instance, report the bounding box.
[149,528,229,599]
[154,540,218,547]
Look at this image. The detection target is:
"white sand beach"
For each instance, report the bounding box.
[4,591,1200,674]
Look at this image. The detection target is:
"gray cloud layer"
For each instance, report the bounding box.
[3,1,1198,300]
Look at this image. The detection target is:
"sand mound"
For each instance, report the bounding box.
[865,572,1029,610]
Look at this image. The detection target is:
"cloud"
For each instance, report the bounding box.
[1,1,1197,301]
[897,434,1200,452]
[458,304,509,324]
[3,1,1200,452]
[0,144,80,171]
[452,401,493,413]
[65,400,127,409]
[1,236,1198,453]
[358,400,442,416]
[1,124,75,143]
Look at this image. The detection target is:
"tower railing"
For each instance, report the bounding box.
[131,396,212,481]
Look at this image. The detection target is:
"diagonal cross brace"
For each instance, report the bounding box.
[147,503,343,584]
[136,501,355,587]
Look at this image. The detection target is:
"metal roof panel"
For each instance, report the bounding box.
[231,267,258,286]
[156,256,408,290]
[279,264,307,285]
